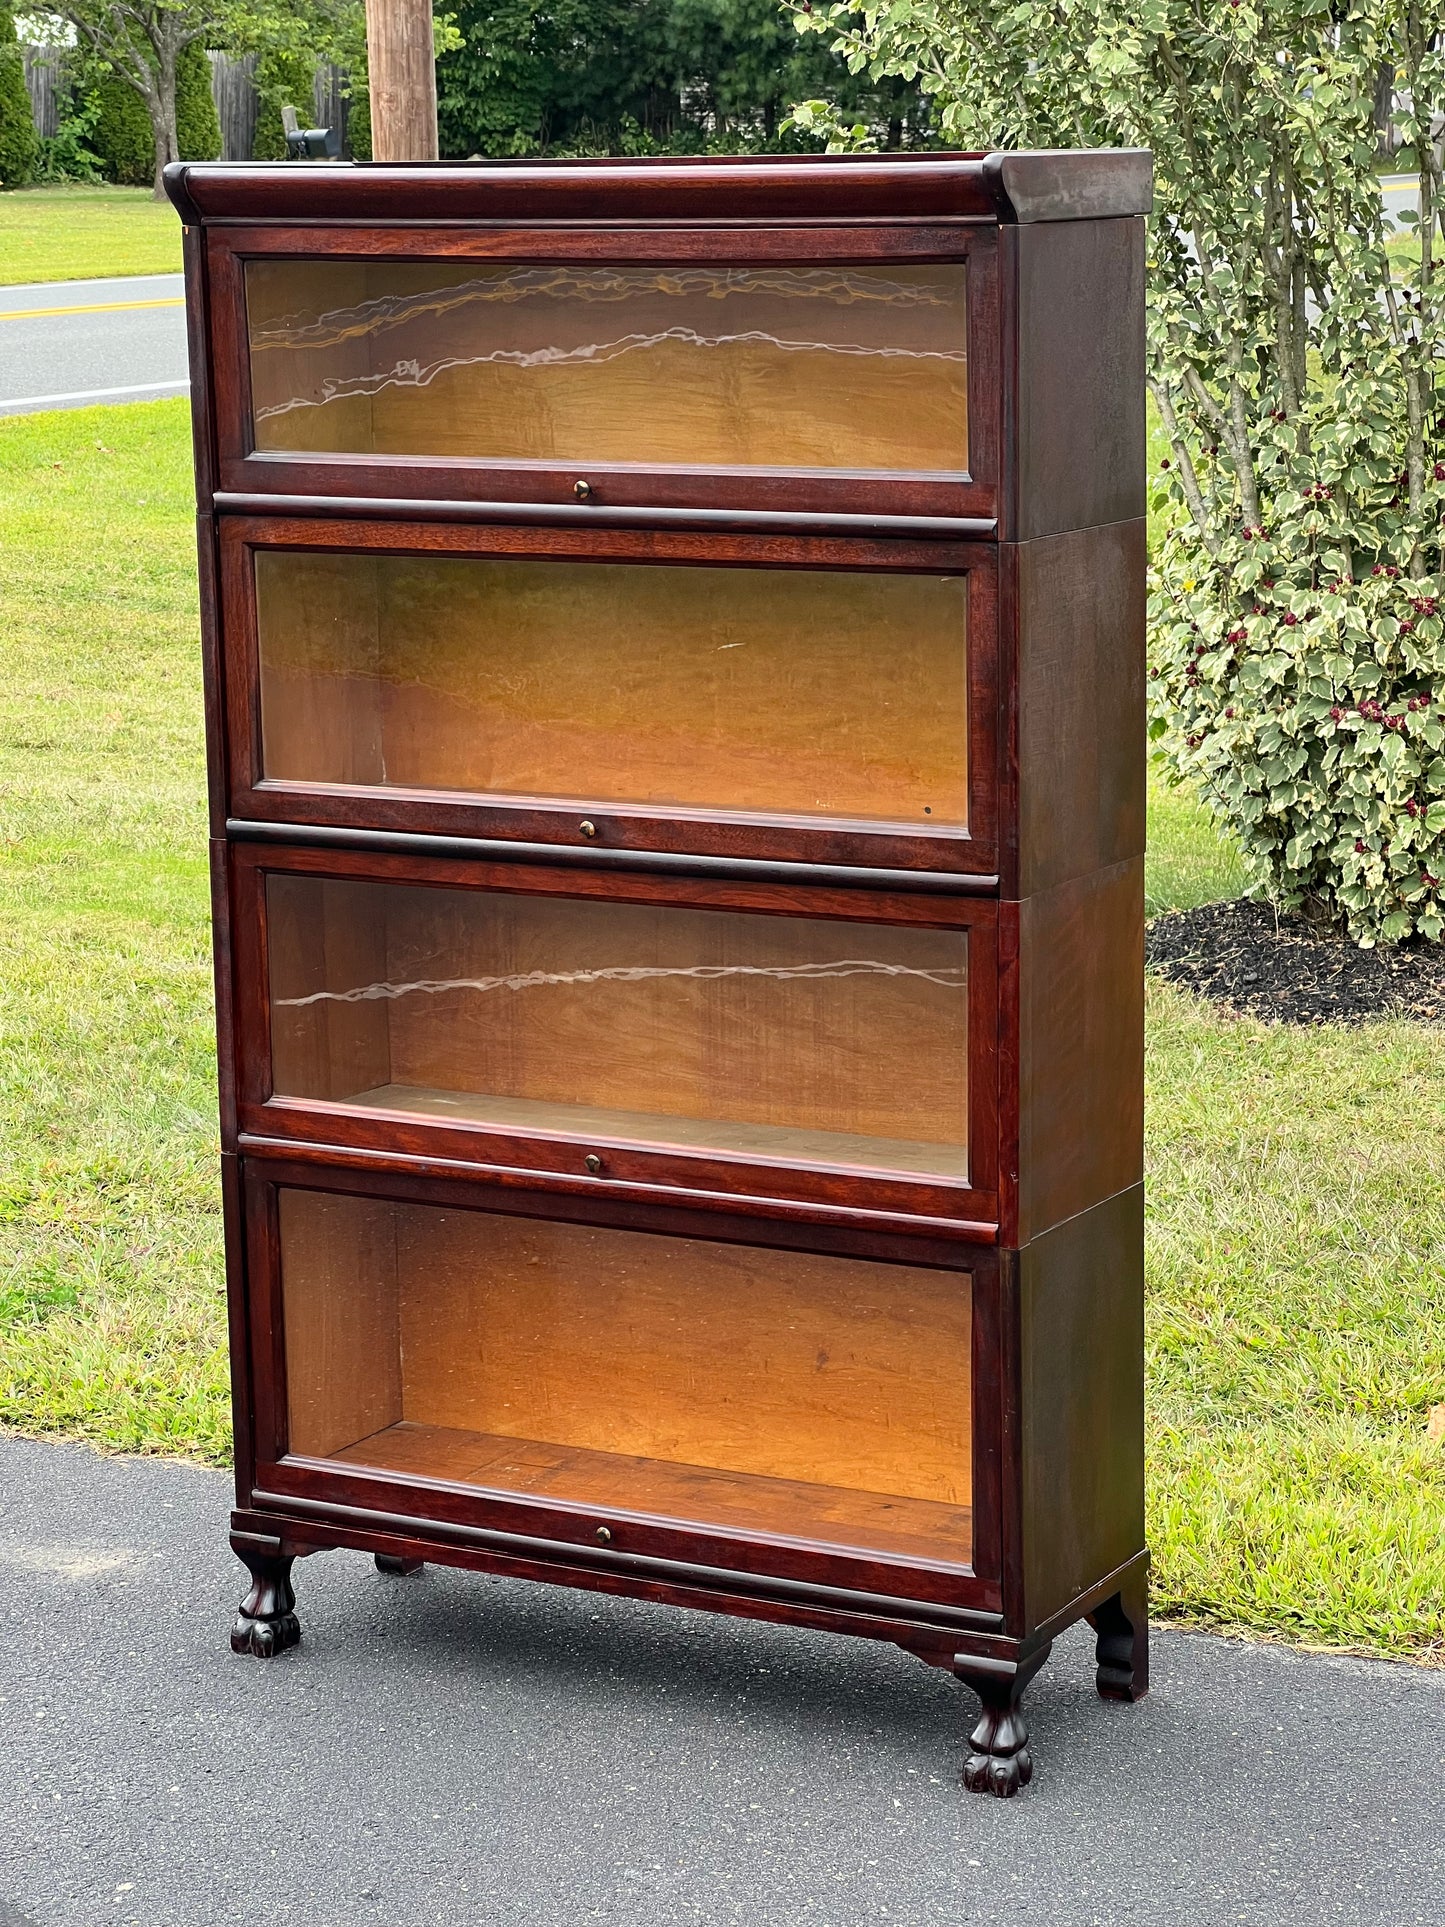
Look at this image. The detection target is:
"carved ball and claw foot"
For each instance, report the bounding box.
[953,1645,1052,1798]
[231,1548,299,1658]
[1087,1572,1149,1703]
[375,1553,425,1576]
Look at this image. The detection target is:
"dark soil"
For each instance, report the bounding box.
[1146,898,1445,1025]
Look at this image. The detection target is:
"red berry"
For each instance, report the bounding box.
[1355,839,1366,852]
[1329,706,1344,721]
[1282,612,1298,626]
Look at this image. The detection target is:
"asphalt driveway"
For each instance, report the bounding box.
[1,1434,1441,1926]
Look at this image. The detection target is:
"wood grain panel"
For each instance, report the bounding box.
[1016,858,1144,1244]
[252,548,969,827]
[244,259,969,472]
[267,873,391,1100]
[334,1420,972,1563]
[1019,1185,1144,1627]
[255,551,385,786]
[1015,520,1146,896]
[279,1187,402,1457]
[390,1205,972,1504]
[264,875,970,1158]
[1010,217,1146,541]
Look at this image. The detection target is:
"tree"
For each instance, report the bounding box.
[792,0,1445,943]
[45,0,360,194]
[0,4,39,188]
[434,0,929,158]
[88,37,219,181]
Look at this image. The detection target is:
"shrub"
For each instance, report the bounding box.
[792,0,1445,943]
[0,5,39,188]
[175,37,219,160]
[88,40,219,182]
[251,50,315,161]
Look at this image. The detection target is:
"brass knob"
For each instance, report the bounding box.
[574,478,592,500]
[595,1525,612,1543]
[584,1153,603,1175]
[578,819,597,838]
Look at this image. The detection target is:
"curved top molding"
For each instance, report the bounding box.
[164,149,1152,228]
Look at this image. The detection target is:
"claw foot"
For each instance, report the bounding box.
[952,1645,1050,1798]
[231,1546,299,1659]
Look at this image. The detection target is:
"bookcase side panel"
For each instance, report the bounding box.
[1014,520,1147,900]
[1018,1184,1145,1632]
[1015,857,1144,1246]
[1008,217,1147,543]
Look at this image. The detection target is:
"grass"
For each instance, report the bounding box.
[2,403,1443,1662]
[0,185,182,286]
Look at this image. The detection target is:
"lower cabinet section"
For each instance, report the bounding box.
[274,1184,974,1568]
[229,1158,1148,1798]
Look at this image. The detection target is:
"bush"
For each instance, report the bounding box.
[176,39,220,162]
[89,41,220,185]
[251,50,315,162]
[0,5,39,189]
[792,0,1444,943]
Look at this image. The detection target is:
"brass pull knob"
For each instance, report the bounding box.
[595,1525,612,1543]
[584,1153,603,1175]
[574,478,592,500]
[578,819,597,839]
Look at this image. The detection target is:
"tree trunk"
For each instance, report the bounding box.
[147,31,181,199]
[364,0,439,161]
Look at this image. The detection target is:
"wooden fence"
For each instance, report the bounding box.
[17,48,356,162]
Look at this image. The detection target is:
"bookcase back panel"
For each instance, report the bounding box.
[278,1186,974,1563]
[243,258,969,472]
[254,549,969,827]
[266,873,970,1178]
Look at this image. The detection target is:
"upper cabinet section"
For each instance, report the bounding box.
[169,150,1151,530]
[244,259,970,476]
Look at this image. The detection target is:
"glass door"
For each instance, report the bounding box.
[263,872,972,1182]
[276,1186,974,1568]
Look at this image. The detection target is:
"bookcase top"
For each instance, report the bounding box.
[165,148,1152,229]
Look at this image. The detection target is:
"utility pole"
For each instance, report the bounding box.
[364,0,439,161]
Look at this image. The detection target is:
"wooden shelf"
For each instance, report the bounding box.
[333,1418,974,1565]
[341,1082,970,1179]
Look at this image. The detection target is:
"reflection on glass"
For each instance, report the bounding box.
[266,876,969,1178]
[280,1188,973,1564]
[245,260,969,470]
[255,551,969,826]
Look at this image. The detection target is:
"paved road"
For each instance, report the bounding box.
[1,1436,1442,1927]
[0,275,188,418]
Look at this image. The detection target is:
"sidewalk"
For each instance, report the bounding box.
[1,1433,1440,1926]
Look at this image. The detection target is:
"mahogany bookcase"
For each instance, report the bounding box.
[167,147,1152,1798]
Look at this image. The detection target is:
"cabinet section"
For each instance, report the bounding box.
[265,871,969,1177]
[228,844,1000,1224]
[274,1183,974,1567]
[243,258,969,473]
[220,519,998,873]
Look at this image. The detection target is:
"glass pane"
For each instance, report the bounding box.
[255,552,968,828]
[266,875,968,1179]
[245,260,968,471]
[279,1188,972,1565]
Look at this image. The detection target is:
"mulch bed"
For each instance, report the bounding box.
[1146,898,1445,1025]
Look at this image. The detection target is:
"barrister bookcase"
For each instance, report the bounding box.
[167,146,1151,1798]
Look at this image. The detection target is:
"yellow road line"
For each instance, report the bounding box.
[0,297,185,322]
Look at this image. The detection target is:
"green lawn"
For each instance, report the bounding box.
[1,401,1442,1662]
[0,186,182,285]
